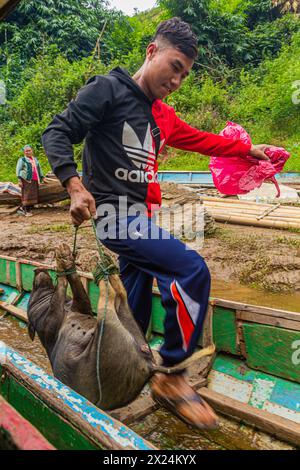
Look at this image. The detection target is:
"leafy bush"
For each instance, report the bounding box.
[0,54,108,181]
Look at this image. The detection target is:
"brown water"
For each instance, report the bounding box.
[0,313,51,372]
[212,279,300,313]
[131,408,294,450]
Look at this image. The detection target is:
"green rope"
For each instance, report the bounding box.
[73,224,78,257]
[69,218,119,405]
[90,219,119,283]
[56,225,79,279]
[96,276,109,405]
[89,218,119,405]
[54,218,119,405]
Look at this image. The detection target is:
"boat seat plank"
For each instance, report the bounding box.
[198,388,300,447]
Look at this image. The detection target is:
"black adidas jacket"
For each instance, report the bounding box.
[42,67,251,210]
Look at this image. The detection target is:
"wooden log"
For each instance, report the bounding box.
[0,177,69,207]
[0,301,28,323]
[198,387,300,447]
[111,395,159,425]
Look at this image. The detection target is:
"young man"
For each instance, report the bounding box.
[42,17,270,429]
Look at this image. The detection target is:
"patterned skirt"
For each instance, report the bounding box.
[21,179,39,206]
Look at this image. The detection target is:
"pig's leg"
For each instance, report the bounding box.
[97,278,119,323]
[109,274,148,346]
[56,243,92,315]
[67,272,92,316]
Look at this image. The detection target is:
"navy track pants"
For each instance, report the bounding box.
[97,215,211,367]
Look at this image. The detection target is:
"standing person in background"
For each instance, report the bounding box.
[16,145,44,216]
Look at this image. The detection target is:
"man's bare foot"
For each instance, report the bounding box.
[151,373,219,430]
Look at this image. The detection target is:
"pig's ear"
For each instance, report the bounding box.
[28,322,36,341]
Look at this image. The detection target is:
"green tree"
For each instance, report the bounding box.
[0,0,130,98]
[159,0,299,69]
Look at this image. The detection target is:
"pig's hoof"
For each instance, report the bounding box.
[56,243,75,272]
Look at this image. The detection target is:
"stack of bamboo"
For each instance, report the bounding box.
[201,196,300,230]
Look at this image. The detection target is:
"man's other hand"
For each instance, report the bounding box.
[65,177,97,226]
[249,144,271,161]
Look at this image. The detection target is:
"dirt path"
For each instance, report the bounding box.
[1,201,299,294]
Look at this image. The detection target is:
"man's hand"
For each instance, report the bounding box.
[249,144,270,161]
[65,177,96,226]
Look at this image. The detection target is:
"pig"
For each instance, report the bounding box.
[28,243,213,410]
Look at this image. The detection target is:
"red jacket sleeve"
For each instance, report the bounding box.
[166,109,251,158]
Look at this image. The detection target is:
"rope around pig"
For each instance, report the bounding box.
[58,218,119,405]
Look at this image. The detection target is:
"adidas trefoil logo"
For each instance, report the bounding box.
[115,121,165,183]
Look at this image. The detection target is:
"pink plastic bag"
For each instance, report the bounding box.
[209,122,290,197]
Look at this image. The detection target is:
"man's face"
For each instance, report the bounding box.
[145,43,194,100]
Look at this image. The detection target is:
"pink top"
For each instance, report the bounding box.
[29,157,39,182]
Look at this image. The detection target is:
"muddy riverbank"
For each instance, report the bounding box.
[1,202,299,302]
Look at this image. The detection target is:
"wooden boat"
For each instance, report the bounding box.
[2,171,299,207]
[0,254,300,448]
[0,0,20,20]
[0,339,155,450]
[158,171,300,189]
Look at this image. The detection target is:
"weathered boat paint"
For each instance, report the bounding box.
[208,355,300,424]
[0,341,155,450]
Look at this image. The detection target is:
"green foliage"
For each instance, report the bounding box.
[159,0,299,69]
[1,0,109,62]
[0,0,127,98]
[229,31,300,164]
[0,54,108,181]
[0,1,300,180]
[166,72,229,131]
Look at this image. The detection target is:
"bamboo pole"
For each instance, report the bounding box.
[204,205,300,214]
[211,214,300,229]
[200,196,277,206]
[257,203,281,220]
[202,201,300,213]
[208,209,300,221]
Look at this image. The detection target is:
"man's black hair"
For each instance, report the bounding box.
[153,17,198,61]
